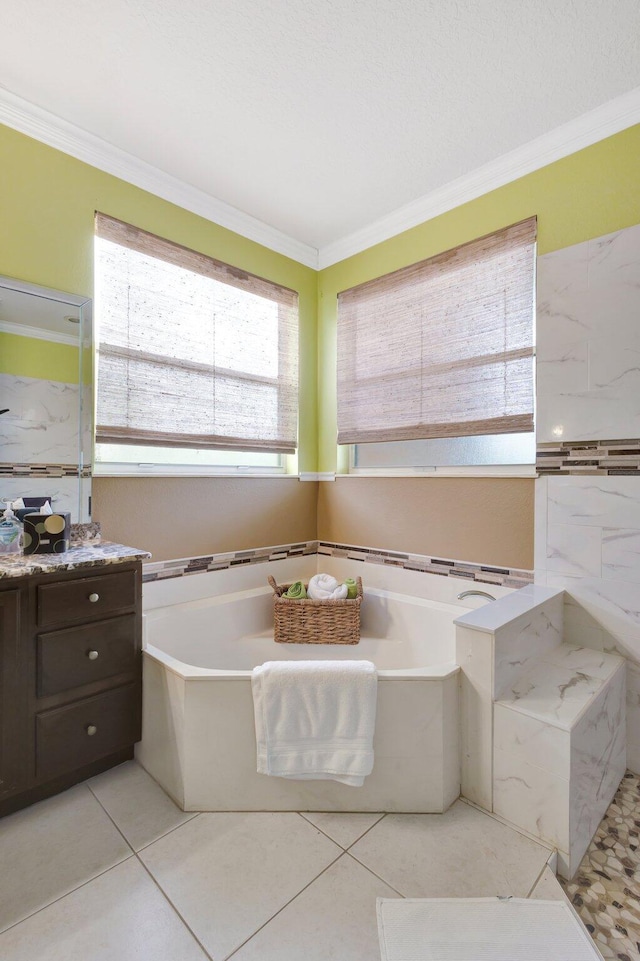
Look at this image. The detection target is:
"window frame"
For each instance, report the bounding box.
[93,214,299,465]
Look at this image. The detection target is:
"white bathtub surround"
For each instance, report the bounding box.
[139,567,461,812]
[454,586,626,879]
[454,585,564,809]
[537,222,640,444]
[493,645,625,878]
[535,474,640,771]
[251,660,377,785]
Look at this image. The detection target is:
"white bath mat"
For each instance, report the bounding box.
[377,897,603,960]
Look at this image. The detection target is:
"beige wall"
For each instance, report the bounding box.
[93,477,318,562]
[317,477,534,570]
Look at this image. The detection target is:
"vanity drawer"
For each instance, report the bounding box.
[35,683,141,781]
[37,570,137,628]
[37,615,138,698]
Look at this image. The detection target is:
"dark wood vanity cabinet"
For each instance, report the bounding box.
[0,561,142,816]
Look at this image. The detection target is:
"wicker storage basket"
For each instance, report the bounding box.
[268,575,363,645]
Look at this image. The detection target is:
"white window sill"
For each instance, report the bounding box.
[345,465,536,478]
[93,464,292,478]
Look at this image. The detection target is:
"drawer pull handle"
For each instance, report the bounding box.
[87,650,99,661]
[86,724,97,736]
[88,593,100,603]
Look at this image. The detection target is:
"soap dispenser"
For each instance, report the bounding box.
[0,501,22,554]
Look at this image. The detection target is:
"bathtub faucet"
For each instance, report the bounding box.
[456,590,496,602]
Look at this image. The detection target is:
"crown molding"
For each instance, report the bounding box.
[0,87,319,270]
[2,84,639,274]
[317,86,640,269]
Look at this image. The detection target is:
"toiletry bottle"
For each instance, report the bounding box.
[0,502,22,554]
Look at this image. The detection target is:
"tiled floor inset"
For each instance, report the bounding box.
[562,771,640,961]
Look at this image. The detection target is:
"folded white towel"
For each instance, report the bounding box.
[308,573,348,601]
[252,660,377,786]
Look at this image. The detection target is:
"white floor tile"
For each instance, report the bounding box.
[232,852,400,960]
[530,865,572,904]
[0,784,132,932]
[88,760,197,851]
[300,812,384,848]
[349,800,550,899]
[139,812,342,959]
[0,858,208,961]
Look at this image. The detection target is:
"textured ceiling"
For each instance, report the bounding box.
[2,0,640,251]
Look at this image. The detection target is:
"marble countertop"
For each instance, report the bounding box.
[0,542,152,579]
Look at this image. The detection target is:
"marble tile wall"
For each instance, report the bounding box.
[0,373,80,465]
[536,474,640,771]
[493,648,625,877]
[493,593,563,699]
[536,221,640,776]
[537,223,640,445]
[0,475,81,519]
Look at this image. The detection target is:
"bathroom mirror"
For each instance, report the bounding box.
[0,275,93,522]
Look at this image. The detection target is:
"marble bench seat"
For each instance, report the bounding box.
[493,643,625,878]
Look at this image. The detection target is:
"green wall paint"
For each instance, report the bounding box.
[0,124,318,471]
[0,331,79,382]
[2,121,639,477]
[318,124,640,471]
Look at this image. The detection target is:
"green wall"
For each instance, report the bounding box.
[0,123,319,471]
[318,124,640,471]
[2,121,639,476]
[0,331,79,382]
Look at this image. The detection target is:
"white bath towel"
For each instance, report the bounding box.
[307,573,348,601]
[251,660,377,786]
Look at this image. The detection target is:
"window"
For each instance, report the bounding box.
[337,218,536,467]
[94,214,298,470]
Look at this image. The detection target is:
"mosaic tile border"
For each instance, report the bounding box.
[142,539,533,588]
[317,542,533,588]
[537,441,640,476]
[562,771,640,961]
[0,462,92,478]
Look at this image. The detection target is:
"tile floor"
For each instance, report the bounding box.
[563,771,640,961]
[0,761,575,960]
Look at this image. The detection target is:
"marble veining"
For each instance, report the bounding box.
[0,541,151,579]
[537,223,640,444]
[0,373,80,464]
[498,645,622,731]
[493,595,563,700]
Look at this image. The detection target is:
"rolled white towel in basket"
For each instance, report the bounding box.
[252,659,377,786]
[307,573,348,601]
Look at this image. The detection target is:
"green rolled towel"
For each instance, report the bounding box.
[284,581,307,599]
[344,577,358,599]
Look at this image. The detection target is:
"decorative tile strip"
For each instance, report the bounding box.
[143,539,532,589]
[537,440,640,475]
[318,542,532,588]
[0,462,92,478]
[142,541,319,583]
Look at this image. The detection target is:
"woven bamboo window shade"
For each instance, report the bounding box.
[95,214,299,453]
[337,217,536,445]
